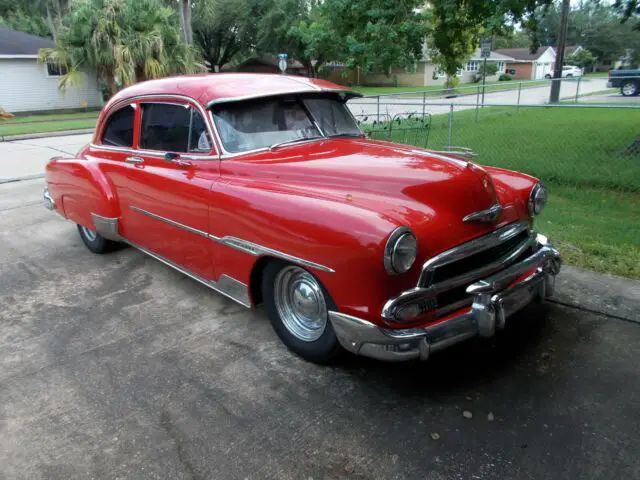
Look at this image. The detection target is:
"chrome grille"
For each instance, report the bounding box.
[416,222,536,316]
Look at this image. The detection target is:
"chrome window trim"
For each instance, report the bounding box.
[131,206,335,273]
[99,94,219,159]
[89,143,219,161]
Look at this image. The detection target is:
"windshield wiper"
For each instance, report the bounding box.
[328,132,365,138]
[269,136,324,151]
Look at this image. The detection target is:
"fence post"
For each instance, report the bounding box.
[447,103,453,150]
[376,95,380,123]
[517,82,522,112]
[575,76,581,103]
[475,85,480,122]
[422,92,426,117]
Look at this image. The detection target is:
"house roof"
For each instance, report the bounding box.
[494,46,554,62]
[104,73,361,111]
[564,45,582,56]
[0,27,54,58]
[469,48,515,62]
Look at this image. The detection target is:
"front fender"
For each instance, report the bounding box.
[209,181,410,322]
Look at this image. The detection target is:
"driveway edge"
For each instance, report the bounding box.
[0,128,94,142]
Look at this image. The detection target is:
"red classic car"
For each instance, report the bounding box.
[44,73,561,363]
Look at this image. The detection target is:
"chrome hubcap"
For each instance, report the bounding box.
[81,226,98,242]
[623,83,636,95]
[274,266,327,342]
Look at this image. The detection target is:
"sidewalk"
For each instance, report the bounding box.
[0,133,92,183]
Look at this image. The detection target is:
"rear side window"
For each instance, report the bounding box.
[140,103,212,153]
[102,105,135,147]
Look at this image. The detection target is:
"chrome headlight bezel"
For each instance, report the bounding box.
[384,227,418,275]
[528,183,547,217]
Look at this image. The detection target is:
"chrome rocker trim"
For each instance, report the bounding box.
[328,234,561,362]
[130,205,334,273]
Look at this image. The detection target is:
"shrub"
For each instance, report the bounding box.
[499,74,513,81]
[445,76,460,90]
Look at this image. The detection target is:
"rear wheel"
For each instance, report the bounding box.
[77,224,118,254]
[621,81,638,97]
[262,261,343,363]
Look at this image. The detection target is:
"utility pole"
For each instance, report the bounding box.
[549,0,570,103]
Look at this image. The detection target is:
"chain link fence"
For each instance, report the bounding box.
[348,81,640,193]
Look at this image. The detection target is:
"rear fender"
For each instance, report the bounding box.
[45,157,121,238]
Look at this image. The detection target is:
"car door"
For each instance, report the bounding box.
[117,98,219,281]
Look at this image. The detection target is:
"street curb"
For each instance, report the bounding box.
[0,173,45,185]
[0,128,94,142]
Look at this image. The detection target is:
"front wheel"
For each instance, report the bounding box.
[621,81,639,97]
[77,224,119,254]
[544,74,552,79]
[262,261,343,364]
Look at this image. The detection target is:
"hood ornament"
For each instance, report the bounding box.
[463,204,503,223]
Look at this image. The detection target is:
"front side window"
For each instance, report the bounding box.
[102,105,135,147]
[140,103,212,153]
[303,97,362,138]
[211,97,321,153]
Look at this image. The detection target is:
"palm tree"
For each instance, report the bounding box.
[39,0,204,97]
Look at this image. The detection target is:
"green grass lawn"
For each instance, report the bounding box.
[364,106,640,278]
[0,111,98,136]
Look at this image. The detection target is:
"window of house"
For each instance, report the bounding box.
[102,105,135,147]
[466,61,479,72]
[46,62,68,77]
[497,62,505,73]
[140,103,212,153]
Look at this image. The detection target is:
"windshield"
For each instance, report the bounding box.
[211,95,361,154]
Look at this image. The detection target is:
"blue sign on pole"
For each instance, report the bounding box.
[278,53,288,74]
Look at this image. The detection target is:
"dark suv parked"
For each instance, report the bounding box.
[608,69,640,96]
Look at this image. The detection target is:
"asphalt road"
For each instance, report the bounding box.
[1,178,639,479]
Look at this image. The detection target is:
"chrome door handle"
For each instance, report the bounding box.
[126,156,144,164]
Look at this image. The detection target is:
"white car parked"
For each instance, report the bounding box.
[545,65,584,79]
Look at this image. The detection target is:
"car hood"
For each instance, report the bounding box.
[222,138,524,254]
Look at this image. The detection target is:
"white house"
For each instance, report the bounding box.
[0,28,103,114]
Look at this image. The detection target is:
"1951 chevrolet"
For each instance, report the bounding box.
[44,73,561,363]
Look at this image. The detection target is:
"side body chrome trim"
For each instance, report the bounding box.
[130,205,335,273]
[130,206,209,238]
[127,240,252,308]
[462,204,504,223]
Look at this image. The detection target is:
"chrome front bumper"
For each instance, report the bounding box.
[329,234,561,362]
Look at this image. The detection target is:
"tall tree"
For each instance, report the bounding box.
[427,0,555,77]
[192,0,265,72]
[39,0,204,97]
[307,0,428,75]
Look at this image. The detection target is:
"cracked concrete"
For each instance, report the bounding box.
[1,178,639,479]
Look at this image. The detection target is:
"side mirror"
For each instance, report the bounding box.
[164,151,192,168]
[164,152,180,162]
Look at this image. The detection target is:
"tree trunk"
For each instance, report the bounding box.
[178,2,187,43]
[46,4,57,44]
[184,0,193,44]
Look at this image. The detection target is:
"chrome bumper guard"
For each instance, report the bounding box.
[329,234,561,362]
[43,186,55,211]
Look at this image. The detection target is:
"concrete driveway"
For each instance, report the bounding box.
[1,178,639,479]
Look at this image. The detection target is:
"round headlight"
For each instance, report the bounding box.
[384,227,418,275]
[528,183,547,217]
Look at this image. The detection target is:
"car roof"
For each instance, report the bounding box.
[105,73,361,110]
